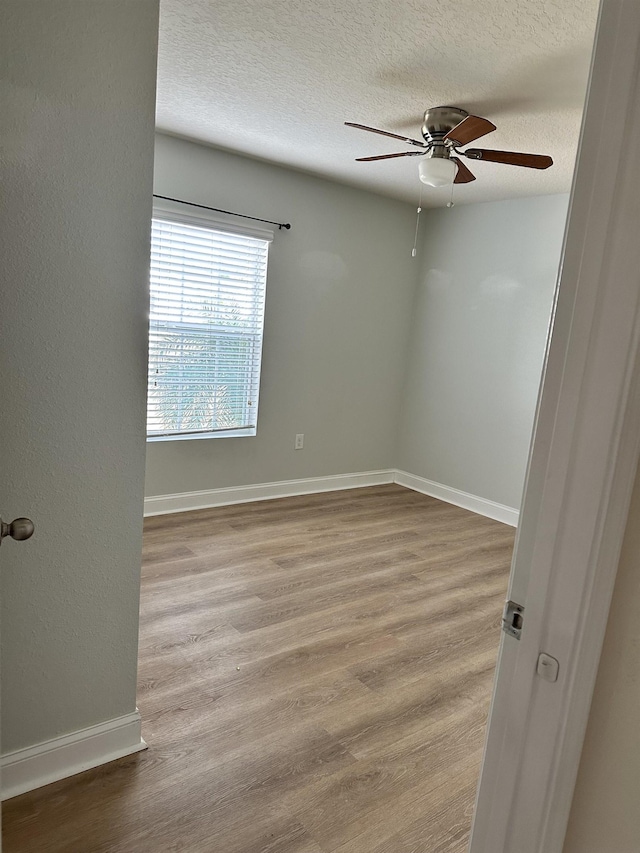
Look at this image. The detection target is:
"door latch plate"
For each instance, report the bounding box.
[502,600,524,639]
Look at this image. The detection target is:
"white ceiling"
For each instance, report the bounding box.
[156,0,601,207]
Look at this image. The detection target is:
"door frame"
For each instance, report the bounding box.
[470,2,640,851]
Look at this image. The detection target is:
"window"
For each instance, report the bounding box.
[147,209,271,439]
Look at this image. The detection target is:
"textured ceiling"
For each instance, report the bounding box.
[156,0,600,207]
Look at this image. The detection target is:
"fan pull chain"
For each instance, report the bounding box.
[447,181,455,209]
[411,184,424,258]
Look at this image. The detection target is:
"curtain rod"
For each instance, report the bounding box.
[153,194,291,230]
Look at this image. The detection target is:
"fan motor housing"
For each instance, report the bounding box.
[421,106,469,146]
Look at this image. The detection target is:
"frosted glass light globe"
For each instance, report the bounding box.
[418,157,456,187]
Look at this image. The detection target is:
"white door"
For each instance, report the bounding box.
[470,2,640,851]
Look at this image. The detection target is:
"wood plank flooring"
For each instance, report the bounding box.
[3,485,514,853]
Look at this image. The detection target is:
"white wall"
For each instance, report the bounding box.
[396,194,569,510]
[563,460,640,853]
[145,134,418,498]
[1,1,158,752]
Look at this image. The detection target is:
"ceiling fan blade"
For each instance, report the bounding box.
[463,148,553,169]
[355,152,423,161]
[345,122,426,148]
[444,115,496,146]
[451,157,476,183]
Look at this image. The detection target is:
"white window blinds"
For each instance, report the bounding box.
[147,214,270,438]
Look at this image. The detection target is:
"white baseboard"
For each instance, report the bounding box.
[144,469,396,516]
[1,710,146,801]
[394,470,519,526]
[144,468,519,525]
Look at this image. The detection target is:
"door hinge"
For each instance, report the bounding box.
[502,600,524,639]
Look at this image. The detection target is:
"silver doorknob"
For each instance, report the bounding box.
[0,517,35,544]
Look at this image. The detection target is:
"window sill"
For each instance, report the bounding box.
[147,429,256,443]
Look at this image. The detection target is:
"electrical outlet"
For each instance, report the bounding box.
[295,434,304,450]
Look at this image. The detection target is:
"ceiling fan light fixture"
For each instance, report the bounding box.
[418,156,456,187]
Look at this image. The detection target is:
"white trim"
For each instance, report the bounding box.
[144,470,395,516]
[470,2,640,852]
[1,711,146,801]
[147,427,256,442]
[394,471,519,527]
[144,469,519,523]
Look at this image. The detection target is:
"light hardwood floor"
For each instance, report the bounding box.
[3,485,514,853]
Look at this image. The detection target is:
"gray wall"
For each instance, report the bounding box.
[396,194,569,510]
[148,138,568,512]
[563,460,640,852]
[145,134,417,497]
[1,1,158,751]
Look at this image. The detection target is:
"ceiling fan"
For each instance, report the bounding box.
[345,106,553,187]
